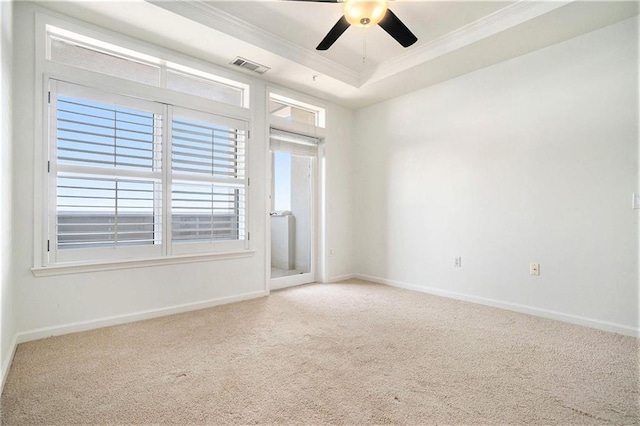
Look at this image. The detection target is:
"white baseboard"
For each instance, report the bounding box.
[16,290,268,345]
[1,333,18,394]
[355,274,639,338]
[328,273,356,283]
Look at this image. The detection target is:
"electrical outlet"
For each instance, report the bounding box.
[633,193,640,209]
[530,263,540,276]
[454,257,462,267]
[329,249,334,257]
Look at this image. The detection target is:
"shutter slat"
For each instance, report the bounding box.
[172,142,241,157]
[58,147,155,163]
[58,135,156,150]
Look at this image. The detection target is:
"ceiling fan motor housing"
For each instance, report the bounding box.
[310,0,417,51]
[344,0,388,27]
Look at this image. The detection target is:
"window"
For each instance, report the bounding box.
[49,35,161,86]
[166,70,243,107]
[51,82,163,263]
[47,81,248,265]
[269,93,325,128]
[46,25,250,108]
[36,21,252,269]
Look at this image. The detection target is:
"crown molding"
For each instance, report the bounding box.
[147,0,361,87]
[148,0,574,89]
[359,0,574,86]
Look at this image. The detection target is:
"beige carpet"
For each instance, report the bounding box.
[2,280,638,425]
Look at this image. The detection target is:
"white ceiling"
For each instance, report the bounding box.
[41,0,639,109]
[207,1,514,72]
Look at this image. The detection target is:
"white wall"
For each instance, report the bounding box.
[325,105,355,281]
[353,16,639,335]
[11,2,354,341]
[1,0,16,386]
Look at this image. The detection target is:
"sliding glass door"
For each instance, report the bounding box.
[269,129,318,289]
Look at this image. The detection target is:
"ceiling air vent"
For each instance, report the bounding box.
[230,57,270,74]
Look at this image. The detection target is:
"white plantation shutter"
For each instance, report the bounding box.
[51,81,163,263]
[48,81,249,264]
[170,107,248,254]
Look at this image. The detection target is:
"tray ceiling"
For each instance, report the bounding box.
[40,0,640,109]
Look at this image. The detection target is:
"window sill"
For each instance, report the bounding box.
[31,250,255,277]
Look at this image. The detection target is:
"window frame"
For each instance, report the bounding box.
[33,12,254,275]
[265,87,327,289]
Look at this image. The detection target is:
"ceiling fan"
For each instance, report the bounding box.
[287,0,418,51]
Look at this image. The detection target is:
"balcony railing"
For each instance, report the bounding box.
[57,212,240,249]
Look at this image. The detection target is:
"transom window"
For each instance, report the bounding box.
[47,25,250,108]
[269,93,326,128]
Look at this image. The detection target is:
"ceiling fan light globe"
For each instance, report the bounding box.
[343,0,388,27]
